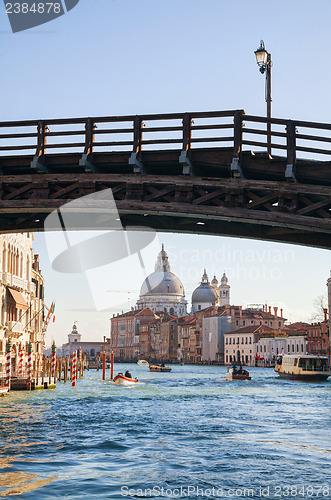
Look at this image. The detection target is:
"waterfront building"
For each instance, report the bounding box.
[224,325,275,366]
[256,334,307,366]
[136,245,187,316]
[201,315,232,363]
[0,233,45,379]
[307,319,329,356]
[110,308,156,361]
[191,270,230,313]
[62,323,107,359]
[177,315,196,363]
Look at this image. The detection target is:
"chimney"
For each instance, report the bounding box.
[265,303,267,313]
[268,306,271,314]
[280,308,283,318]
[274,307,278,316]
[113,314,115,318]
[323,308,328,322]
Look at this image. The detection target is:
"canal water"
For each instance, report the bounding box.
[0,365,330,499]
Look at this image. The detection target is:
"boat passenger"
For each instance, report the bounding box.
[125,370,132,379]
[232,364,238,374]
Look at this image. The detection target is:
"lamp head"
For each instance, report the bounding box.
[255,39,269,72]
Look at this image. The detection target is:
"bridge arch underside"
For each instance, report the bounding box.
[0,173,330,249]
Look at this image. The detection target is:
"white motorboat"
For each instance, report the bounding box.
[137,360,149,366]
[225,366,251,381]
[113,373,138,385]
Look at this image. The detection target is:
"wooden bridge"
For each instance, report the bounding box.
[0,109,330,248]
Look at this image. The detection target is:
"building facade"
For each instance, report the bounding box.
[201,315,232,363]
[0,233,45,380]
[306,321,329,356]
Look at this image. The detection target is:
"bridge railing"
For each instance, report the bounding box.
[1,111,331,164]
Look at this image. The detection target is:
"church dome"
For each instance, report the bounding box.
[140,271,184,296]
[139,244,185,297]
[192,269,218,304]
[192,284,218,304]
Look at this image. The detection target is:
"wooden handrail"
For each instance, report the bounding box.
[0,110,331,164]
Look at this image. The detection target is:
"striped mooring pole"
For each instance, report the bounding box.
[110,351,114,381]
[51,341,56,383]
[27,342,32,390]
[18,350,24,377]
[5,340,11,389]
[78,347,82,378]
[72,350,77,387]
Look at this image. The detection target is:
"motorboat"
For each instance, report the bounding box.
[113,373,138,385]
[0,386,9,395]
[149,364,172,372]
[275,354,331,381]
[137,360,149,366]
[225,366,251,381]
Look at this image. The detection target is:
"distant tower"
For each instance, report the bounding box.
[219,272,230,306]
[68,322,81,343]
[211,275,220,300]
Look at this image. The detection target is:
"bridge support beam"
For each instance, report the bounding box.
[285,164,297,183]
[179,151,193,175]
[129,153,146,174]
[230,157,244,178]
[79,154,98,173]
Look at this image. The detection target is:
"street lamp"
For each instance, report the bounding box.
[254,40,272,155]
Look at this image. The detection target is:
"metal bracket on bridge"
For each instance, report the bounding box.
[285,164,297,182]
[79,154,98,173]
[31,158,50,173]
[129,153,146,174]
[179,151,193,175]
[230,157,244,179]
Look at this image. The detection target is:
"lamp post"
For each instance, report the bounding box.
[254,40,272,155]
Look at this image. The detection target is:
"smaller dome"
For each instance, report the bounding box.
[221,272,228,284]
[192,284,218,304]
[211,275,218,286]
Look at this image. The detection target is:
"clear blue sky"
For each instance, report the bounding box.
[1,0,330,345]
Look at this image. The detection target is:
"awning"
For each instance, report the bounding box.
[7,288,28,310]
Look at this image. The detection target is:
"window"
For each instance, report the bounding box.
[241,337,244,344]
[270,322,273,327]
[225,338,228,345]
[251,320,254,324]
[243,321,246,326]
[229,338,231,344]
[198,305,201,311]
[245,337,248,344]
[237,338,239,344]
[236,320,239,326]
[226,356,228,363]
[249,338,252,344]
[279,322,281,328]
